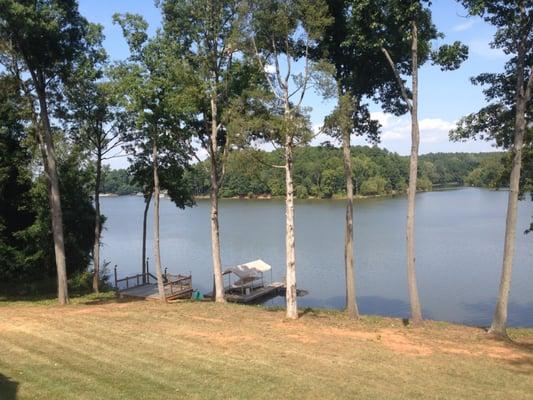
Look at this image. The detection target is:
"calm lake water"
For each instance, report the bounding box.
[100,188,533,327]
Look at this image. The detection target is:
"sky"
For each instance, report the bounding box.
[77,0,507,169]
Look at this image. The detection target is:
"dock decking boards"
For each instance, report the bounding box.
[204,282,285,303]
[118,283,193,301]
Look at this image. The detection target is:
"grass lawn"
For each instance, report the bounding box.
[0,294,532,399]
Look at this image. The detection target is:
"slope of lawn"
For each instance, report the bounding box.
[1,295,532,399]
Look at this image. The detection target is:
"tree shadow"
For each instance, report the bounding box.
[461,300,533,328]
[82,294,145,305]
[297,295,429,320]
[0,374,18,400]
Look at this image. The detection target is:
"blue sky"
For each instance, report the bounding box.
[78,0,507,168]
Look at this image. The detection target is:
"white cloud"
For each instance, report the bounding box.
[452,20,476,32]
[370,111,393,129]
[264,64,276,74]
[369,113,498,154]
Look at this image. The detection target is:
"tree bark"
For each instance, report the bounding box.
[152,139,166,303]
[406,20,423,325]
[285,134,297,320]
[142,191,152,284]
[209,95,225,303]
[489,2,529,337]
[33,72,69,305]
[342,124,359,319]
[92,151,102,294]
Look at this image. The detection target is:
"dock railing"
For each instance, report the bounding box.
[163,274,192,297]
[114,269,159,290]
[114,264,192,297]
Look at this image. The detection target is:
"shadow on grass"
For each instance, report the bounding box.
[82,295,145,306]
[0,279,122,305]
[0,374,18,400]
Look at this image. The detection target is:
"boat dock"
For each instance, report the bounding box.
[204,281,286,303]
[115,270,193,301]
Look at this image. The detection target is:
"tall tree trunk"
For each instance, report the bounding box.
[209,95,225,303]
[152,139,166,303]
[342,123,358,319]
[285,136,297,320]
[92,152,102,294]
[33,73,69,305]
[406,21,423,325]
[142,191,152,284]
[489,3,529,336]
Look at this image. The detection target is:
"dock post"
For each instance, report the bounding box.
[146,258,150,284]
[114,265,118,289]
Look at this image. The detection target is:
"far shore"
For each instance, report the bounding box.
[100,186,473,201]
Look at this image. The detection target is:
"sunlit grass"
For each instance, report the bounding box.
[0,297,532,399]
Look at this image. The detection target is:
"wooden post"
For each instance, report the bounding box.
[114,265,118,289]
[136,274,140,286]
[212,274,215,301]
[146,258,150,284]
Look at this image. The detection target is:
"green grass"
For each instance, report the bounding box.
[0,296,532,399]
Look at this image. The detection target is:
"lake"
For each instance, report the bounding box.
[100,188,533,327]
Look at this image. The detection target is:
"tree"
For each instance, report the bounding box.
[451,0,532,337]
[0,0,98,304]
[113,13,194,301]
[378,0,467,325]
[159,0,251,303]
[129,152,194,284]
[63,24,123,294]
[319,0,403,318]
[246,0,332,319]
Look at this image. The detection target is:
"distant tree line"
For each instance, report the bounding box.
[100,167,142,195]
[102,147,506,198]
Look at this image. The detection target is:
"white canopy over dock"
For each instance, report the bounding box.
[222,259,272,280]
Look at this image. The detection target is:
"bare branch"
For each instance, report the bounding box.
[251,35,282,100]
[248,147,285,169]
[284,37,291,84]
[272,38,286,90]
[295,37,310,109]
[381,47,412,112]
[102,152,128,160]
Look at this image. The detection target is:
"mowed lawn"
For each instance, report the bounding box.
[1,296,533,399]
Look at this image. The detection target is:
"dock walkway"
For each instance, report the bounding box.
[115,271,193,301]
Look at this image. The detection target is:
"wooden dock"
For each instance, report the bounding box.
[116,272,193,301]
[205,282,288,303]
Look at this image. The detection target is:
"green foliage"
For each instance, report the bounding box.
[431,41,469,71]
[360,176,388,196]
[100,167,141,195]
[451,1,532,232]
[0,144,97,283]
[0,75,35,281]
[189,146,501,199]
[0,0,91,82]
[464,154,507,188]
[19,148,97,280]
[112,12,195,209]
